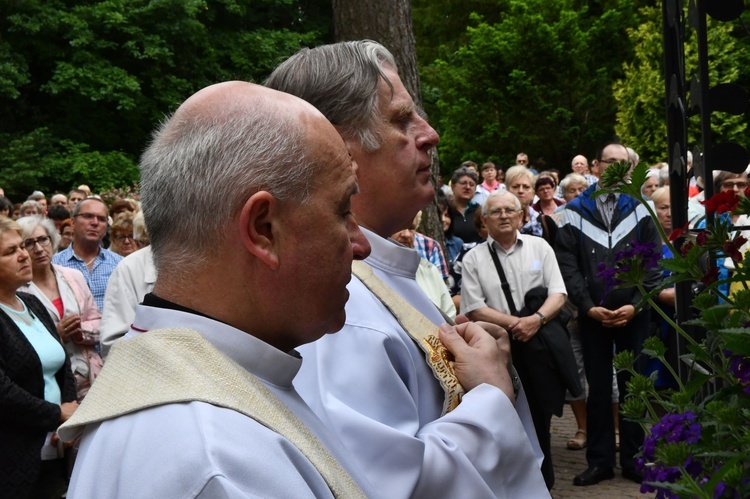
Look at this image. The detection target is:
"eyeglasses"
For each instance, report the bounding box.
[487,208,520,218]
[22,235,51,251]
[75,213,108,223]
[598,158,622,165]
[456,180,476,188]
[721,180,749,190]
[113,234,134,243]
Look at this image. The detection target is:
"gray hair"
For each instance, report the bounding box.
[19,200,43,216]
[17,216,61,251]
[482,190,521,215]
[504,165,535,188]
[140,100,312,273]
[658,166,669,187]
[133,210,149,245]
[71,197,109,218]
[28,191,46,202]
[451,167,478,185]
[265,40,397,152]
[560,173,589,192]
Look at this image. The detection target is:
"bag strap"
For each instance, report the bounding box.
[487,244,518,316]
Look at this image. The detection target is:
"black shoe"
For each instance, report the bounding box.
[573,466,615,486]
[621,467,643,484]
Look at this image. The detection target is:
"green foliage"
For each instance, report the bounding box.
[418,0,642,173]
[598,159,750,498]
[613,6,749,164]
[0,0,332,200]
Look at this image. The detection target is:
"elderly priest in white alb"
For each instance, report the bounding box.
[59,82,377,498]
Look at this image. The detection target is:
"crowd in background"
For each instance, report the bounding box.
[2,144,749,496]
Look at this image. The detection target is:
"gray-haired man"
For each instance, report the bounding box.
[267,41,548,497]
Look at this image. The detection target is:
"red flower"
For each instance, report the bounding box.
[696,231,709,246]
[669,223,689,242]
[701,190,740,215]
[680,241,695,257]
[723,236,747,263]
[701,266,719,286]
[745,186,750,198]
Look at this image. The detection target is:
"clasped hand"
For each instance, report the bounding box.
[588,304,635,327]
[438,316,516,404]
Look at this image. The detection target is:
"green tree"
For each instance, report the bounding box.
[420,0,642,173]
[613,6,749,165]
[0,0,332,200]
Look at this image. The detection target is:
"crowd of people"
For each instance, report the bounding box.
[1,39,748,498]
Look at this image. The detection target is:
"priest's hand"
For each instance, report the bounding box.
[439,323,515,404]
[456,316,509,341]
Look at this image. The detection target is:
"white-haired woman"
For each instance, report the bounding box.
[17,216,102,401]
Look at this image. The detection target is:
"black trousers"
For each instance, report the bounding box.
[579,312,649,471]
[513,339,565,490]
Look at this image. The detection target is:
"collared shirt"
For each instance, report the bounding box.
[521,206,543,237]
[52,245,123,311]
[594,188,621,231]
[460,234,567,316]
[413,233,449,279]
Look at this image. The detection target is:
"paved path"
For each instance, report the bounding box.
[550,404,654,498]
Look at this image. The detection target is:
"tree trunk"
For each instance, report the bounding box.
[332,0,445,248]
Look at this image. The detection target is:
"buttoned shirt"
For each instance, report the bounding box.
[413,233,449,279]
[594,185,621,231]
[460,233,567,315]
[52,245,123,311]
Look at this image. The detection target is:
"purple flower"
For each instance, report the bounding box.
[726,352,750,394]
[630,240,661,269]
[596,262,622,303]
[641,463,681,497]
[651,411,701,445]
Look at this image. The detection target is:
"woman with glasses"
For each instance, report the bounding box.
[17,216,102,401]
[0,217,78,498]
[449,167,484,244]
[531,175,565,216]
[108,212,140,257]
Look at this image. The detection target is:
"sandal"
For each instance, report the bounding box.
[567,429,587,450]
[615,430,620,451]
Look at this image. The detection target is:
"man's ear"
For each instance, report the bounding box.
[238,191,280,270]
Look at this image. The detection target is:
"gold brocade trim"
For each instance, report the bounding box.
[59,328,365,499]
[352,260,465,415]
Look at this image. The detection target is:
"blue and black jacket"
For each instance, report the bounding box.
[555,184,662,314]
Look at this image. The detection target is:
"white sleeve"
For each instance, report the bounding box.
[295,310,549,498]
[99,264,141,357]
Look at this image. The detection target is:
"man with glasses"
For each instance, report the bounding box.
[461,190,567,490]
[53,198,122,310]
[555,142,661,486]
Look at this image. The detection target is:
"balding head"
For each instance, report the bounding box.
[140,81,337,275]
[571,155,588,175]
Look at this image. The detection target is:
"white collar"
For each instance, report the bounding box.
[130,304,302,388]
[360,226,421,279]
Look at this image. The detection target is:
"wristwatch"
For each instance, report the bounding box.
[535,311,548,326]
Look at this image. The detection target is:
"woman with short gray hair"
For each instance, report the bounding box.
[17,216,102,401]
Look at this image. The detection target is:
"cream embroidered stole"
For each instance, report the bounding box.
[351,260,465,415]
[58,328,365,499]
